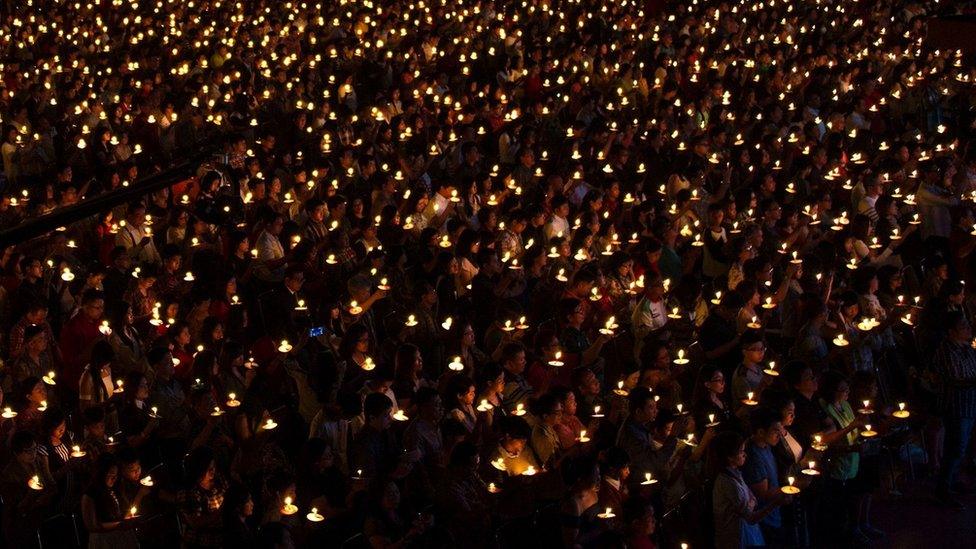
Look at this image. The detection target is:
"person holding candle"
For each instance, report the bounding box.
[597,446,630,529]
[711,430,788,549]
[39,410,74,490]
[932,310,976,508]
[364,480,432,549]
[80,453,139,549]
[731,331,773,408]
[558,457,603,548]
[817,371,869,543]
[742,407,787,545]
[177,447,226,548]
[632,273,670,358]
[437,441,492,547]
[693,365,735,434]
[529,393,565,468]
[10,323,54,388]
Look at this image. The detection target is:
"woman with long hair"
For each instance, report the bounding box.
[80,453,139,548]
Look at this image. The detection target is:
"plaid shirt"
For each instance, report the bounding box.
[933,339,976,418]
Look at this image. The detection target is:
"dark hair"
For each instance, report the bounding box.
[628,386,655,412]
[362,392,393,419]
[89,453,119,491]
[41,408,67,437]
[749,407,782,433]
[185,446,216,485]
[11,430,36,454]
[414,386,440,408]
[498,415,531,441]
[711,430,745,467]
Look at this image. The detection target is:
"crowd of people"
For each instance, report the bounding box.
[0,0,973,547]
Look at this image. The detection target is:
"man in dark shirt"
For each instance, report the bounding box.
[933,311,976,505]
[700,292,744,376]
[784,361,829,444]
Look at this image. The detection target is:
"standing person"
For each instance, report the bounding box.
[933,311,976,507]
[80,454,139,549]
[711,430,787,548]
[742,408,785,544]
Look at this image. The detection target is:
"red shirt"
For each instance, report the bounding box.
[59,313,101,386]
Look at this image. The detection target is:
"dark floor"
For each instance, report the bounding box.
[872,474,976,548]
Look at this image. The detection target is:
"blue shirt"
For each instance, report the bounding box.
[742,442,781,529]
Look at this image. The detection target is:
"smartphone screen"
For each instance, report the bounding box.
[309,326,325,337]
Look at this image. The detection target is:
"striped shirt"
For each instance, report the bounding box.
[933,339,976,418]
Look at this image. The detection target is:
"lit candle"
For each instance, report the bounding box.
[578,429,590,443]
[641,472,658,485]
[477,399,494,412]
[599,316,618,335]
[1,407,17,419]
[762,296,776,309]
[227,393,241,408]
[70,445,86,458]
[488,482,501,494]
[392,409,409,421]
[361,357,376,371]
[742,392,758,406]
[673,349,689,365]
[521,465,537,476]
[37,400,48,412]
[441,317,453,330]
[140,476,154,487]
[681,433,697,447]
[613,380,629,396]
[28,475,43,490]
[802,461,820,476]
[404,314,418,327]
[832,333,849,347]
[707,413,719,427]
[763,361,779,376]
[307,507,325,522]
[149,406,159,418]
[281,496,298,515]
[278,340,293,353]
[711,291,722,305]
[781,476,801,494]
[858,400,873,415]
[99,320,112,336]
[812,434,826,450]
[513,403,526,416]
[262,418,278,430]
[861,424,877,437]
[893,402,910,419]
[348,301,362,315]
[295,299,307,311]
[592,405,604,418]
[183,271,195,282]
[548,351,564,367]
[42,371,56,385]
[747,315,761,329]
[597,507,616,519]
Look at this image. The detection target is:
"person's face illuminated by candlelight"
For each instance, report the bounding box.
[29,381,47,405]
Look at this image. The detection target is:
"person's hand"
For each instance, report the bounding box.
[777,491,794,505]
[244,367,258,386]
